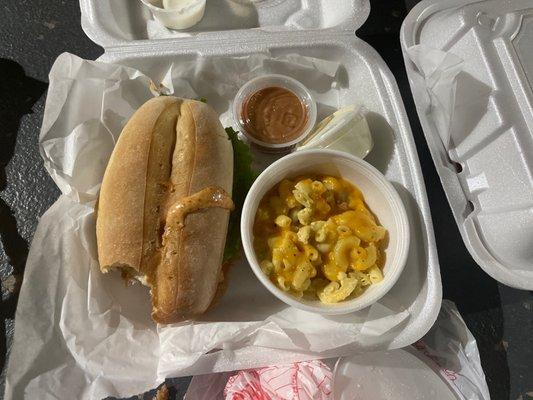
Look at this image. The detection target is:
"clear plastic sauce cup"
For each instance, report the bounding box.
[233,74,317,151]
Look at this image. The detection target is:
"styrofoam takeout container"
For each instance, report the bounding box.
[242,149,410,315]
[80,0,441,368]
[401,0,533,290]
[4,1,443,397]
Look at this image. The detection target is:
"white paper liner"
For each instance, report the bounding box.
[406,45,464,149]
[6,52,412,400]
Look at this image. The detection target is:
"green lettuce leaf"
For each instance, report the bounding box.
[223,127,258,264]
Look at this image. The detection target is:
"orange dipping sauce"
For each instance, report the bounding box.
[241,87,308,144]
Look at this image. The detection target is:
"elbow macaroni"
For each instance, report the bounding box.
[253,175,387,304]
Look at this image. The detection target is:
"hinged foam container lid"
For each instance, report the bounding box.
[80,0,370,49]
[401,0,533,290]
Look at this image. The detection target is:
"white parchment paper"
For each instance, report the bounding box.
[5,52,411,400]
[406,45,464,149]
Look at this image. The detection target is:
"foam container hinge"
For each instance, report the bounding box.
[75,0,441,365]
[401,0,533,290]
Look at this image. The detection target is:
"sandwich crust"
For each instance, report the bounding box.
[96,96,233,324]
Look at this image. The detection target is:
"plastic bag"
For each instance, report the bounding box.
[184,300,489,400]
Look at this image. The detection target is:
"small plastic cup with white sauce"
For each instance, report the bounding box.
[232,74,317,151]
[140,0,206,30]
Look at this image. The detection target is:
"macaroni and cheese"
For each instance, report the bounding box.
[253,176,387,304]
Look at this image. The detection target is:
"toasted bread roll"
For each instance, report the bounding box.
[96,96,233,324]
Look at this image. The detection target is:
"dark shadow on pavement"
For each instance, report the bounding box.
[0,58,47,376]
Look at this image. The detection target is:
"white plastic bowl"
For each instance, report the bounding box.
[241,149,410,315]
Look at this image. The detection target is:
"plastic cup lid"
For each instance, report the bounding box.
[296,105,374,159]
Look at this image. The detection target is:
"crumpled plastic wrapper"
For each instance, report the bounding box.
[5,52,409,400]
[413,300,490,400]
[223,361,332,400]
